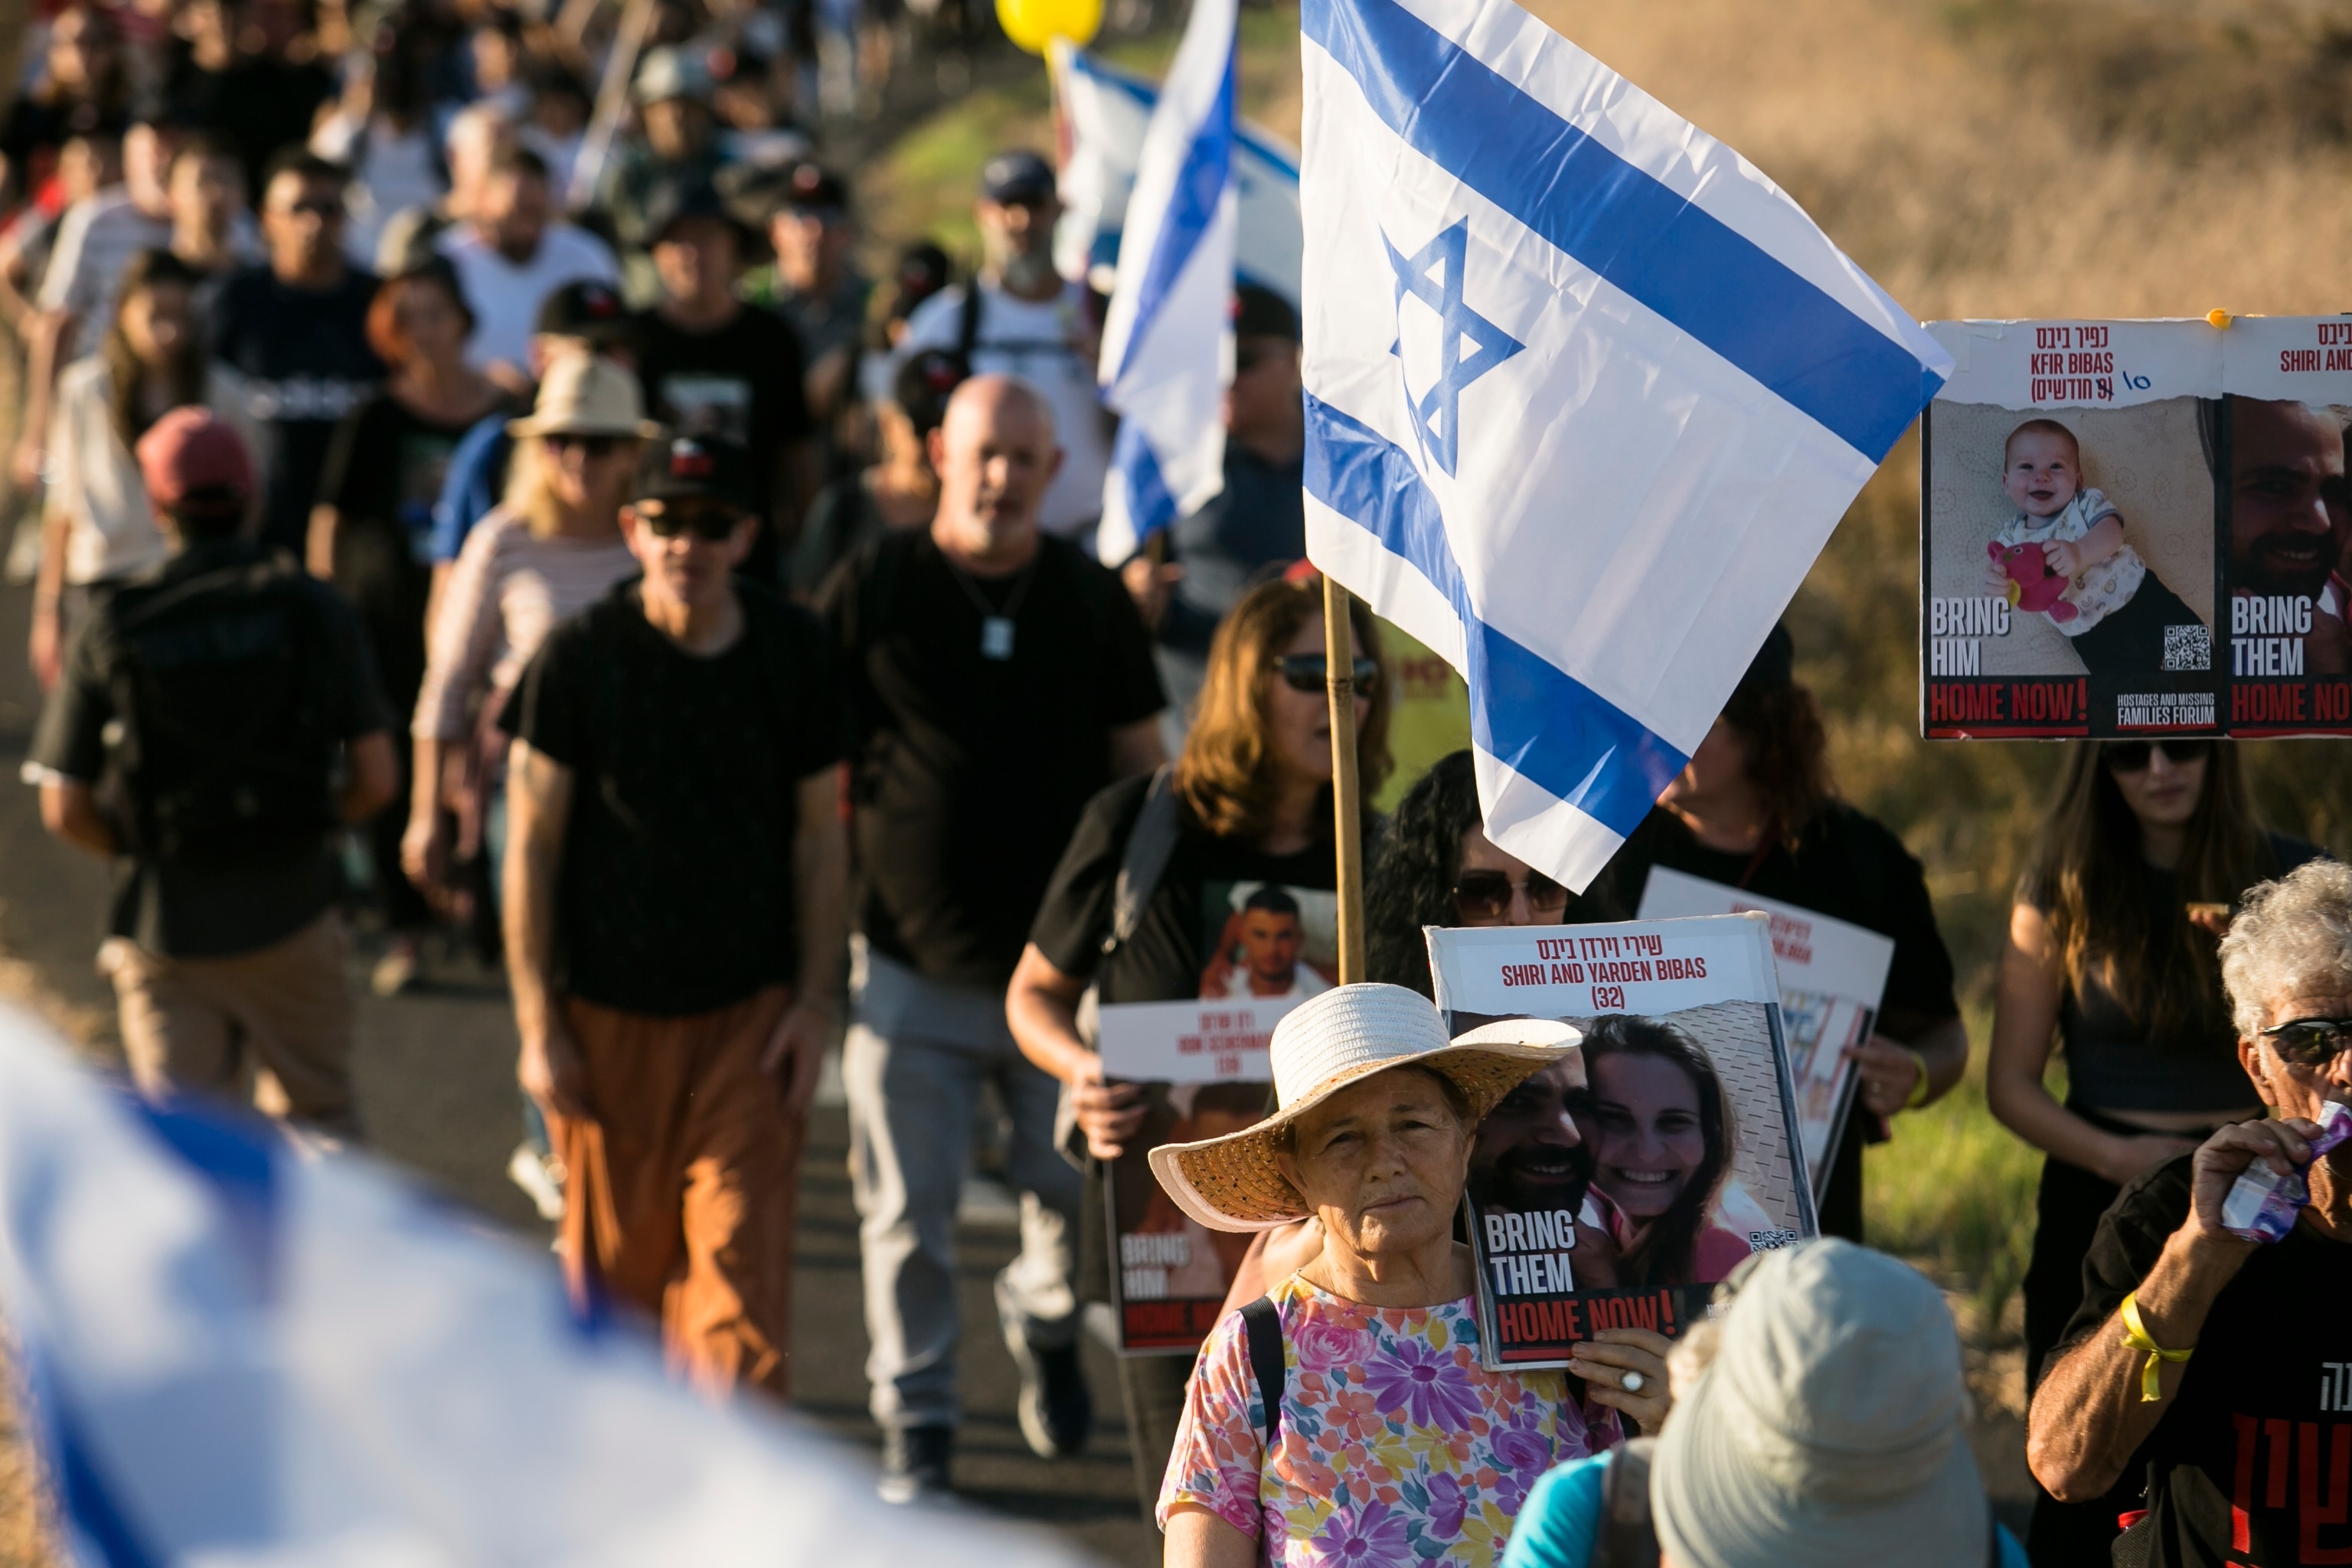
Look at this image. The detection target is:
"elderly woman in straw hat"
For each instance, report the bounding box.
[1152,983,1670,1568]
[1503,1239,2026,1568]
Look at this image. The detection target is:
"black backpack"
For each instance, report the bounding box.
[106,551,345,867]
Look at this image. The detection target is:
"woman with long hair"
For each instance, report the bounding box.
[28,247,266,687]
[1585,623,1968,1243]
[1008,573,1390,1514]
[1576,1014,1746,1289]
[310,259,511,995]
[1365,747,1614,996]
[1988,739,2314,1565]
[403,351,651,1217]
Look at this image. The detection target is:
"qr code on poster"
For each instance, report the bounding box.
[2163,625,2212,671]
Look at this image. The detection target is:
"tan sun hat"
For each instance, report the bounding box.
[1145,983,1579,1233]
[507,351,665,440]
[1652,1238,1993,1568]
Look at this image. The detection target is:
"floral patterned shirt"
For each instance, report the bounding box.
[1158,1275,1612,1566]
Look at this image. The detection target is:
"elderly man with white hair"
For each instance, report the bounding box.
[2027,857,2352,1565]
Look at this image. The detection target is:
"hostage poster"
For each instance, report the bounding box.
[1099,880,1338,1354]
[1635,867,1895,1198]
[1920,315,2352,738]
[1427,914,1815,1370]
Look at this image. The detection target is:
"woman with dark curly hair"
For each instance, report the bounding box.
[1364,749,1615,996]
[1584,622,1969,1243]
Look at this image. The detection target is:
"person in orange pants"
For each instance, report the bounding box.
[499,424,850,1400]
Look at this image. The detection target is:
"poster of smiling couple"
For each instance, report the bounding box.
[1428,914,1816,1371]
[1921,315,2352,739]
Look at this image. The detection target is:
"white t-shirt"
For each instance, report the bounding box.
[46,355,272,584]
[1214,962,1332,1001]
[436,222,620,374]
[313,111,446,267]
[897,277,1112,540]
[1993,485,2147,636]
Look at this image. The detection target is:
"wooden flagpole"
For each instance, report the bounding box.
[1323,572,1366,985]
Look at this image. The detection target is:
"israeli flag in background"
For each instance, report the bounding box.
[0,1009,1083,1568]
[1093,0,1238,566]
[1301,0,1952,888]
[1050,44,1302,307]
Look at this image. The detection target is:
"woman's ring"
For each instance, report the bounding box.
[1621,1370,1645,1393]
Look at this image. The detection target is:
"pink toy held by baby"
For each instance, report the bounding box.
[1988,539,2078,622]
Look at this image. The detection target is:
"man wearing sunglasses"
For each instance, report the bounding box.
[2030,859,2352,1566]
[210,150,385,553]
[498,434,851,1404]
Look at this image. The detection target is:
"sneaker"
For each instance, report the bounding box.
[370,936,422,998]
[506,1142,565,1223]
[995,1272,1092,1459]
[877,1424,953,1504]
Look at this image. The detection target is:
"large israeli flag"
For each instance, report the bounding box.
[1302,0,1952,887]
[1093,0,1238,566]
[0,1008,1084,1567]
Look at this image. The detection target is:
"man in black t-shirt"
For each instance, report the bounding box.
[2027,860,2352,1567]
[628,181,815,586]
[210,151,384,553]
[821,374,1165,1501]
[25,410,397,1138]
[501,436,848,1403]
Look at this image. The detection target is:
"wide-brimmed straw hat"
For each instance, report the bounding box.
[1146,983,1578,1233]
[507,353,665,440]
[1654,1239,1993,1568]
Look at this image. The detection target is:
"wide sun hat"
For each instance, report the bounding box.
[507,352,665,441]
[1653,1238,1993,1568]
[1146,983,1579,1233]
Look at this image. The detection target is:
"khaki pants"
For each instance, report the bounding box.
[552,986,802,1403]
[107,913,361,1138]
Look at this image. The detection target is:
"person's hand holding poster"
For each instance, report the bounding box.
[1920,315,2352,738]
[1099,880,1338,1352]
[1635,867,1896,1196]
[1428,913,1815,1370]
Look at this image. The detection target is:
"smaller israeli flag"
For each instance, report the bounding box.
[1093,0,1238,567]
[0,1008,1086,1568]
[1302,0,1952,886]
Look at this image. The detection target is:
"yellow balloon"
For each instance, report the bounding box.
[998,0,1099,54]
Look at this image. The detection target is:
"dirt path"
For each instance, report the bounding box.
[0,565,1161,1563]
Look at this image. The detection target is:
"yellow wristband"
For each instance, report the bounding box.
[1902,1049,1932,1111]
[2118,1292,2191,1403]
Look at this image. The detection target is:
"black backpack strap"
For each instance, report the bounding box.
[1239,1294,1285,1446]
[1102,765,1181,957]
[1590,1437,1658,1568]
[956,280,984,362]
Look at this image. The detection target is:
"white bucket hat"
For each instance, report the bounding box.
[1654,1238,1993,1568]
[1145,983,1578,1233]
[507,352,665,440]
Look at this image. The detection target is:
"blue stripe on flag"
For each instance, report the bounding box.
[1111,418,1178,547]
[1109,42,1237,385]
[1304,395,1687,833]
[1301,0,1940,462]
[129,1099,279,1299]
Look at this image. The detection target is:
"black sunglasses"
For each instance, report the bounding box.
[637,504,746,542]
[2102,739,2214,773]
[1273,655,1380,694]
[544,433,621,459]
[1453,868,1570,923]
[2260,1017,2352,1068]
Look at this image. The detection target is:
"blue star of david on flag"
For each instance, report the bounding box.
[1384,218,1522,476]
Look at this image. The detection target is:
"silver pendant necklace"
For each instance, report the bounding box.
[946,550,1040,662]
